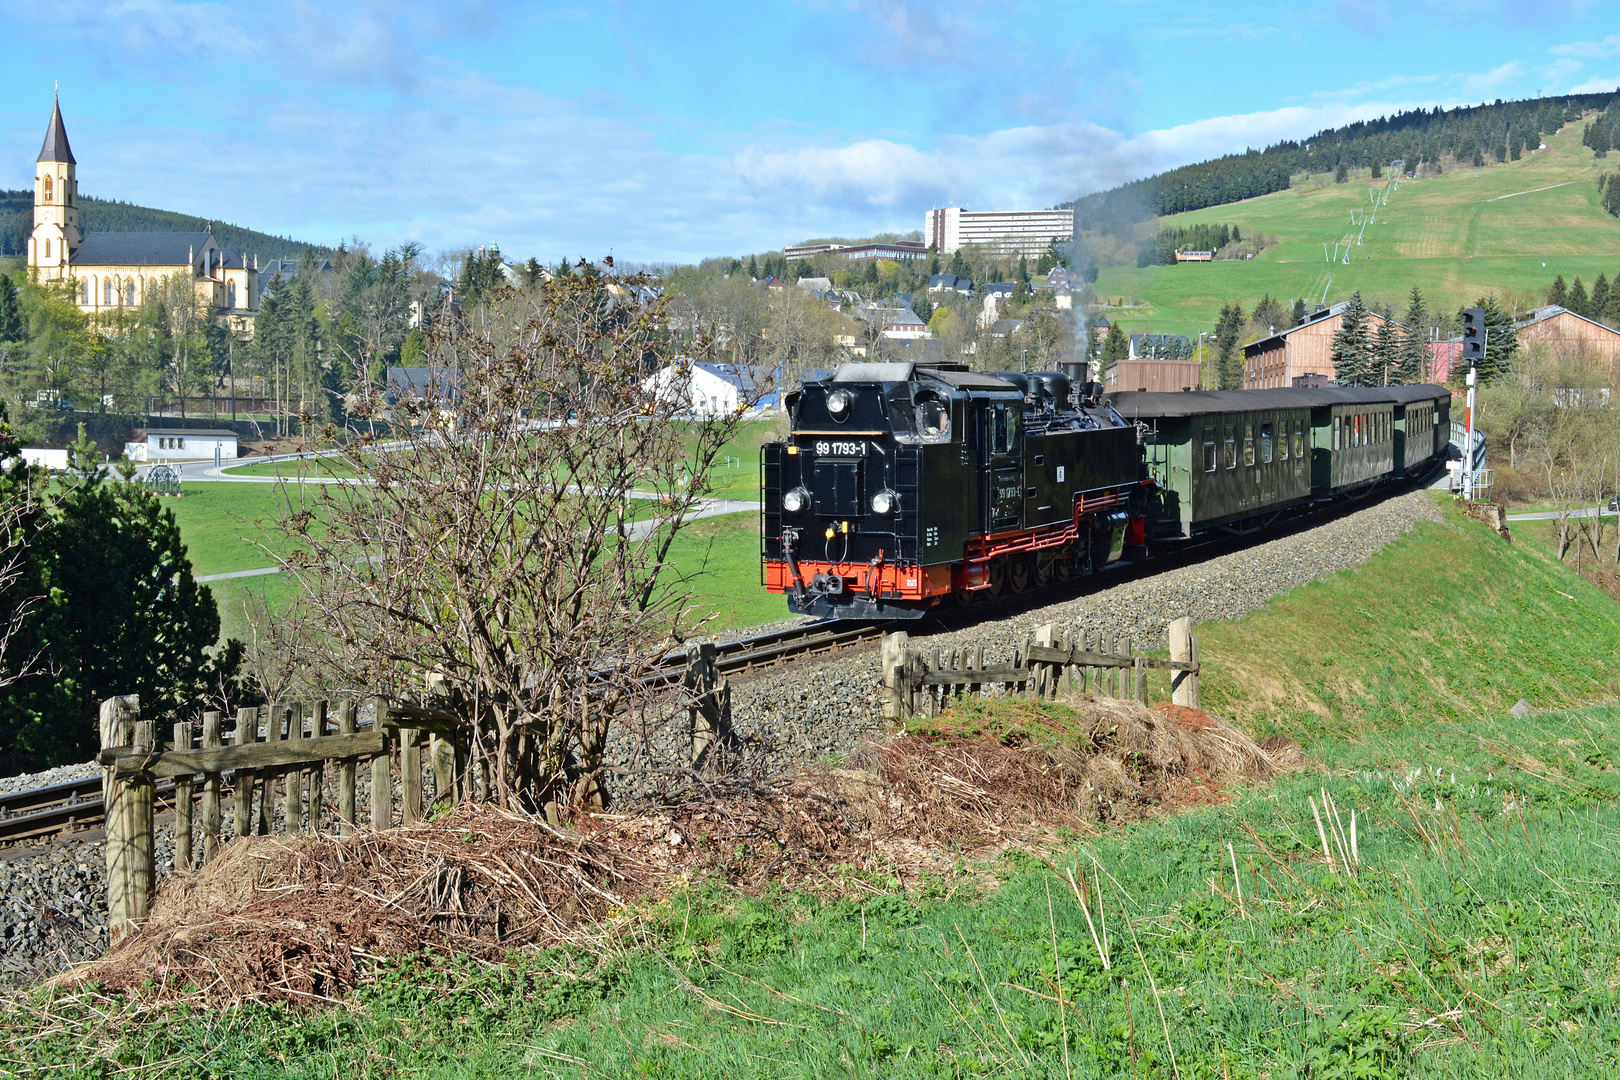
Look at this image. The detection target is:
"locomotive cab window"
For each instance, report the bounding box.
[1243,423,1255,467]
[915,393,950,441]
[1223,425,1237,469]
[1202,428,1216,472]
[991,404,1020,455]
[1260,422,1274,464]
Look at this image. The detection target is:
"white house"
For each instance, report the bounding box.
[125,428,239,462]
[21,448,68,471]
[642,362,775,415]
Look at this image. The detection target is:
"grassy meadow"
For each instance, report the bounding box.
[14,493,1620,1076]
[1094,116,1620,339]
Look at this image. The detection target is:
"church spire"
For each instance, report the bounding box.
[37,97,75,165]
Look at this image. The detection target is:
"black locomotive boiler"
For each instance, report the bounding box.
[761,361,1143,619]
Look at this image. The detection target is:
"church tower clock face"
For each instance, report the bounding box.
[42,210,53,224]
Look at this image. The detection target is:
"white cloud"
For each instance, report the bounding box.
[1567,74,1620,93]
[1461,61,1524,98]
[1549,33,1620,59]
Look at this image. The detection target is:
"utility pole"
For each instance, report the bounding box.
[1461,307,1485,501]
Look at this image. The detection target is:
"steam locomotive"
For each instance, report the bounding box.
[760,361,1450,620]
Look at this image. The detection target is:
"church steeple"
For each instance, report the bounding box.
[37,98,75,165]
[30,95,81,280]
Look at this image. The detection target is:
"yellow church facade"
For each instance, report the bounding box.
[27,100,260,332]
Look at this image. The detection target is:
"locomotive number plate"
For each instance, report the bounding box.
[814,440,867,457]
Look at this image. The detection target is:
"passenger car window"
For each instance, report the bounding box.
[1224,425,1236,469]
[1243,423,1255,467]
[1203,429,1216,473]
[1333,416,1341,450]
[1261,422,1274,463]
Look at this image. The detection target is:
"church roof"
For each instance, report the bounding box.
[37,100,75,165]
[72,231,214,268]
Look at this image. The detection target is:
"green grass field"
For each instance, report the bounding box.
[165,477,783,644]
[1095,117,1620,339]
[14,496,1620,1076]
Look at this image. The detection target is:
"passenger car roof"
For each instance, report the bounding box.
[1106,385,1448,418]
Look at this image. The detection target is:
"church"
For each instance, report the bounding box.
[27,99,260,332]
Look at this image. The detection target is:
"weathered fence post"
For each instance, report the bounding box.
[233,706,257,841]
[881,631,910,719]
[308,700,327,834]
[172,720,194,871]
[1188,633,1201,710]
[200,710,222,862]
[1032,624,1056,699]
[402,727,423,824]
[100,696,141,942]
[1169,617,1194,708]
[686,643,732,765]
[371,696,392,830]
[286,702,305,833]
[338,699,358,835]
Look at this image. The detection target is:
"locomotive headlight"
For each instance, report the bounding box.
[827,389,853,418]
[871,490,899,515]
[783,487,810,514]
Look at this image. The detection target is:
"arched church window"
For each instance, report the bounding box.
[103,278,114,306]
[125,281,135,306]
[227,281,236,307]
[80,279,90,305]
[43,240,51,260]
[42,175,53,202]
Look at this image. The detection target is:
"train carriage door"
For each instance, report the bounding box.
[979,399,1023,532]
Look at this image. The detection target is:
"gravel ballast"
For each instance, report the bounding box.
[0,489,1445,980]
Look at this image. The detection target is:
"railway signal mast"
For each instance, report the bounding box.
[1460,307,1486,501]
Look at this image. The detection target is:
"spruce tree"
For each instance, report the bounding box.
[1570,276,1590,317]
[1372,309,1400,385]
[1213,303,1245,390]
[0,274,21,342]
[1291,298,1307,327]
[1397,286,1430,384]
[1100,324,1130,372]
[1592,273,1610,322]
[1475,296,1518,384]
[1549,274,1568,308]
[1330,291,1372,386]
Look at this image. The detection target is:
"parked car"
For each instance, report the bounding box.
[1609,495,1619,513]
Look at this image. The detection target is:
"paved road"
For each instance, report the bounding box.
[1506,507,1616,522]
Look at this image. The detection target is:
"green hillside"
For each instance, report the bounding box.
[0,189,326,261]
[1092,116,1620,338]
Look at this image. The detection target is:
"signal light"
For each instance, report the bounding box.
[1461,307,1486,366]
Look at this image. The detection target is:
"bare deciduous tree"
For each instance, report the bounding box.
[270,269,755,816]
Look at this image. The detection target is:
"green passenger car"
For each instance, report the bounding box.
[1109,386,1451,541]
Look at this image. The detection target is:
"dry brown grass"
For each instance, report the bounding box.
[60,696,1298,1007]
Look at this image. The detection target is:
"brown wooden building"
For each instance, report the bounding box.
[1515,306,1620,377]
[1104,358,1202,393]
[1242,302,1398,389]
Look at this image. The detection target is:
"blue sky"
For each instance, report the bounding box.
[2,0,1619,264]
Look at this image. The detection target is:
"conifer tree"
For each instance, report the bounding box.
[1396,286,1430,384]
[1330,291,1373,386]
[1474,296,1518,384]
[1100,324,1130,370]
[1372,309,1400,385]
[1549,274,1568,308]
[1569,276,1590,317]
[0,274,21,343]
[1592,273,1610,322]
[1213,303,1245,390]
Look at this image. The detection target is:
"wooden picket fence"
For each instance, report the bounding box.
[97,694,463,941]
[94,651,733,942]
[881,616,1201,719]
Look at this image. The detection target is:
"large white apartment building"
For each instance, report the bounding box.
[925,207,1076,257]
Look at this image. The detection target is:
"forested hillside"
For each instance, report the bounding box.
[0,190,323,260]
[1066,91,1617,228]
